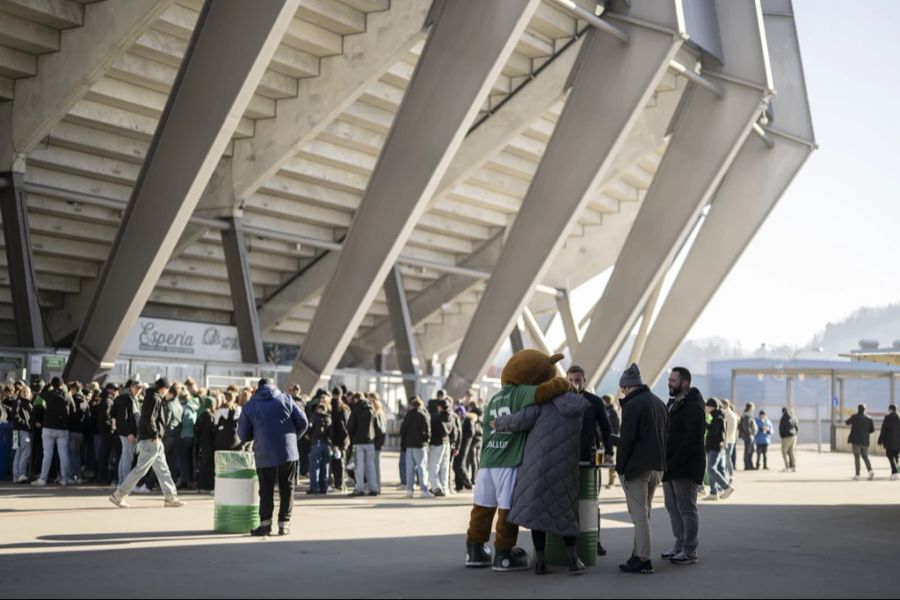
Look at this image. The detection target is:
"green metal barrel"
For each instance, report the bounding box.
[213,451,260,533]
[546,464,599,567]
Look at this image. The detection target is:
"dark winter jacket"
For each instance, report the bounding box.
[238,384,309,469]
[69,393,90,434]
[706,409,726,452]
[113,392,138,437]
[878,412,900,450]
[309,411,333,445]
[664,388,707,484]
[615,385,668,479]
[138,389,166,441]
[42,387,75,430]
[428,402,452,446]
[348,400,377,446]
[93,391,116,436]
[579,391,614,461]
[13,396,33,432]
[779,412,799,439]
[400,407,430,450]
[846,411,875,447]
[331,402,350,449]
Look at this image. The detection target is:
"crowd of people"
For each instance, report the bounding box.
[3,356,899,568]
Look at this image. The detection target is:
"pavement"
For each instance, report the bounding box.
[0,445,897,598]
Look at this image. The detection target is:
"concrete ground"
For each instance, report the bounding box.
[1,445,898,599]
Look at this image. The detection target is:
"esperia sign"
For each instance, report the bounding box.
[123,318,242,363]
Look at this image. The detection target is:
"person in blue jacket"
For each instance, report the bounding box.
[754,411,774,470]
[239,378,308,537]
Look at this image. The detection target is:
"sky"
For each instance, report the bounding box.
[566,0,900,352]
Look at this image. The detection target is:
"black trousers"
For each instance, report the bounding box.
[887,447,900,474]
[531,530,576,552]
[97,433,117,484]
[258,461,297,525]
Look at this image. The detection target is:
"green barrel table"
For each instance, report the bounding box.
[546,463,599,567]
[213,451,260,533]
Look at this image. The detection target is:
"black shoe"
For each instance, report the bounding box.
[348,491,365,497]
[465,542,492,568]
[597,543,607,557]
[568,556,586,574]
[534,560,549,575]
[306,489,317,495]
[492,547,530,572]
[250,524,272,537]
[278,523,291,536]
[433,489,446,497]
[367,491,379,497]
[661,549,678,560]
[619,556,654,574]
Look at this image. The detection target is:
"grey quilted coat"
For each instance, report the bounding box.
[494,392,588,537]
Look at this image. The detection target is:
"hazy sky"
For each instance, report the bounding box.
[566,1,900,352]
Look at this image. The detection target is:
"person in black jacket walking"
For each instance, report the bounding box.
[32,378,75,487]
[615,363,668,575]
[877,405,900,480]
[846,404,876,480]
[704,399,733,501]
[401,398,432,498]
[110,378,184,508]
[661,367,706,565]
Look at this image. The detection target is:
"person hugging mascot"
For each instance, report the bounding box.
[464,349,571,572]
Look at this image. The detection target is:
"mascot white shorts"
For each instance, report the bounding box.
[473,467,517,510]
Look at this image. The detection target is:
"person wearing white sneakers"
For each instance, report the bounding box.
[704,399,734,501]
[109,378,183,509]
[846,404,875,482]
[400,397,433,499]
[32,378,75,487]
[878,405,900,481]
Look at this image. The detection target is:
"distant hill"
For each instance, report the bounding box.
[811,301,900,355]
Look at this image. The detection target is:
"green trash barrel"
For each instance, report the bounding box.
[214,451,260,533]
[546,464,599,567]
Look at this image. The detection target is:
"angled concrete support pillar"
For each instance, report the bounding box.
[384,265,421,401]
[288,0,541,391]
[640,0,815,386]
[63,0,303,382]
[574,0,775,389]
[627,280,664,367]
[444,4,685,398]
[556,289,581,357]
[0,172,44,347]
[509,321,525,354]
[221,216,265,364]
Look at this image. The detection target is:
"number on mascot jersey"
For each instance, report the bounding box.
[489,406,511,426]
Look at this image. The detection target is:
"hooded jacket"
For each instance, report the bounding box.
[238,384,309,469]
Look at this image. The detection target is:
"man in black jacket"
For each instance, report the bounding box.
[110,378,183,508]
[400,398,432,498]
[615,363,668,575]
[877,405,900,480]
[93,384,118,485]
[846,404,876,480]
[12,387,34,483]
[779,407,799,472]
[347,395,380,497]
[32,377,75,487]
[308,400,333,495]
[113,380,141,486]
[705,399,733,501]
[427,398,452,497]
[661,367,706,566]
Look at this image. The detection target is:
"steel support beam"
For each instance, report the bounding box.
[221,216,265,364]
[261,31,588,338]
[444,5,685,398]
[0,0,173,170]
[288,0,541,390]
[574,0,774,389]
[640,0,815,386]
[63,0,302,382]
[0,171,44,347]
[384,265,421,401]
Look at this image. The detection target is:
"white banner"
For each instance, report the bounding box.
[122,317,243,363]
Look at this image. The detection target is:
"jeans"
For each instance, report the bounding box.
[622,470,662,561]
[781,436,797,470]
[742,437,756,470]
[405,447,429,494]
[852,444,873,475]
[724,442,736,481]
[39,428,70,483]
[427,442,450,492]
[706,450,730,495]
[354,443,379,494]
[663,479,700,556]
[756,444,769,469]
[68,432,84,481]
[118,435,136,484]
[117,438,177,498]
[309,441,331,493]
[13,431,32,480]
[257,461,296,526]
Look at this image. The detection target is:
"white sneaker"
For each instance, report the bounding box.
[702,493,719,501]
[891,473,898,481]
[133,485,151,495]
[15,475,28,483]
[406,491,414,499]
[852,475,861,481]
[109,494,129,508]
[164,496,184,508]
[780,468,790,473]
[868,471,875,481]
[422,490,435,498]
[31,479,47,487]
[790,468,796,472]
[720,487,735,500]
